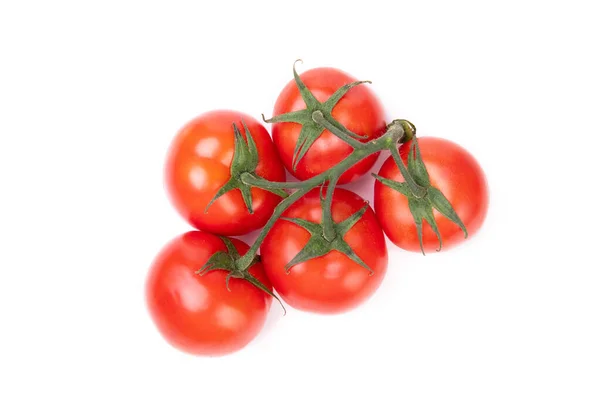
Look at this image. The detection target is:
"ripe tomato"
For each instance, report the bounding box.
[146,231,272,356]
[165,110,285,236]
[261,188,387,314]
[374,137,489,253]
[271,67,387,184]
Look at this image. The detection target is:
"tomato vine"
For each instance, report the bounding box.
[195,62,468,299]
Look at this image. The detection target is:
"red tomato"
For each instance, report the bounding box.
[271,67,387,184]
[374,137,489,253]
[165,110,285,236]
[146,231,272,356]
[261,188,387,314]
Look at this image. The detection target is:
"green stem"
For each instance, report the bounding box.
[311,110,362,149]
[322,174,339,242]
[236,119,405,271]
[390,147,427,198]
[237,187,310,270]
[240,173,305,190]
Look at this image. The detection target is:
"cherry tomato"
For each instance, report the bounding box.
[261,188,387,314]
[374,137,489,253]
[271,67,387,184]
[146,231,272,356]
[165,110,285,236]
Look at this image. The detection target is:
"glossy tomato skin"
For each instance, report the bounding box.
[165,110,286,236]
[261,188,387,314]
[374,138,489,253]
[272,67,387,184]
[146,231,272,356]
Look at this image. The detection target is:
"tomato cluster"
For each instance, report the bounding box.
[146,62,489,356]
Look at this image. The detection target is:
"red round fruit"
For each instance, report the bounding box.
[374,137,489,253]
[271,67,386,184]
[165,110,285,236]
[261,188,387,314]
[146,231,272,356]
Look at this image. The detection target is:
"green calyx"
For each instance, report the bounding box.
[195,236,285,313]
[373,136,468,255]
[205,121,287,214]
[282,202,372,274]
[262,59,371,170]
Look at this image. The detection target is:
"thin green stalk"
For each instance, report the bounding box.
[311,110,362,149]
[240,173,306,190]
[390,147,427,198]
[322,174,339,242]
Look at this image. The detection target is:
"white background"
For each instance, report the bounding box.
[1,1,599,410]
